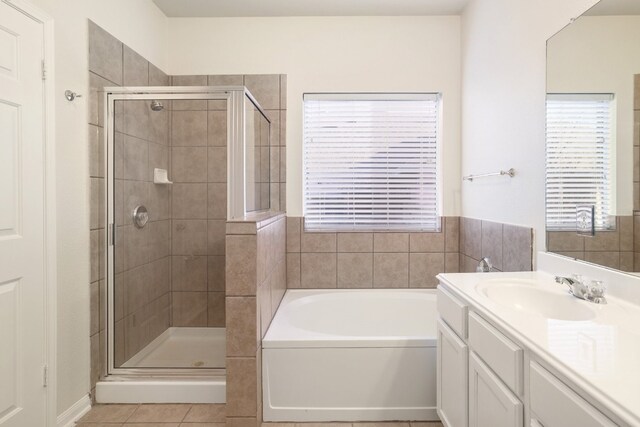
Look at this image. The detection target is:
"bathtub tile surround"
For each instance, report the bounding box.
[88,21,171,395]
[459,217,534,273]
[287,217,460,289]
[226,213,286,427]
[546,215,634,272]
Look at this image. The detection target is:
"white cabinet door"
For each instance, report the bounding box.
[469,352,523,427]
[437,319,468,427]
[0,2,47,427]
[529,362,616,427]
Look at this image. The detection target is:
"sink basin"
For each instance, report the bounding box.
[476,280,596,321]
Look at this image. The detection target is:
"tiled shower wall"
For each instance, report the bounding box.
[546,216,634,272]
[88,21,171,394]
[168,74,287,325]
[286,217,461,289]
[225,214,287,427]
[459,218,534,272]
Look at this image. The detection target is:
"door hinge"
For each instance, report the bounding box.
[43,365,48,387]
[41,60,46,81]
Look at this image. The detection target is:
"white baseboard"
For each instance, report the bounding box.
[56,394,91,427]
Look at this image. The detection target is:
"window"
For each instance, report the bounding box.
[545,94,614,231]
[303,93,441,231]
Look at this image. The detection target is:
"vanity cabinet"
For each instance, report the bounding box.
[436,282,621,427]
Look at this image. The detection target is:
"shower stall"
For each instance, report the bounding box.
[96,86,271,402]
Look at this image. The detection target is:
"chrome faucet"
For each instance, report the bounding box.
[555,275,607,304]
[477,257,492,273]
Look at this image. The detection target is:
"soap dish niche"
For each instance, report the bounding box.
[153,168,173,185]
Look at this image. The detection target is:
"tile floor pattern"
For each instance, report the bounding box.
[76,404,443,427]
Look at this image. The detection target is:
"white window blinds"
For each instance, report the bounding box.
[303,93,441,231]
[545,94,614,231]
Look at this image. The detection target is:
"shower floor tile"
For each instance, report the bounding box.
[121,327,225,368]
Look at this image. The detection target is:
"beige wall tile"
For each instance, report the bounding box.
[124,135,148,181]
[208,291,226,327]
[123,45,148,86]
[172,183,207,219]
[245,75,280,110]
[409,232,444,253]
[172,220,207,255]
[226,297,257,356]
[481,221,503,271]
[444,216,460,252]
[373,253,409,287]
[89,125,104,178]
[148,183,170,221]
[301,253,337,288]
[337,233,373,253]
[409,253,445,288]
[227,357,258,417]
[460,217,481,259]
[124,101,151,141]
[208,111,227,146]
[148,220,170,261]
[547,231,584,252]
[301,232,336,253]
[266,110,280,146]
[445,252,460,273]
[619,216,634,251]
[337,253,373,288]
[172,292,208,327]
[172,255,207,292]
[172,147,208,182]
[208,220,227,255]
[88,21,123,85]
[503,224,533,272]
[172,111,208,146]
[374,233,409,252]
[226,235,258,296]
[584,251,620,270]
[229,418,259,427]
[460,254,479,273]
[620,251,634,272]
[584,230,620,252]
[148,142,169,180]
[208,256,226,292]
[286,253,301,288]
[149,63,169,86]
[123,225,150,270]
[89,71,116,127]
[208,147,227,183]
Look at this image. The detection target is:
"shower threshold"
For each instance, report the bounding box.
[95,327,226,404]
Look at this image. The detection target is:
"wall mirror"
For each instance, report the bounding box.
[545,0,640,273]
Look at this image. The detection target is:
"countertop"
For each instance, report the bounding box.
[437,271,640,426]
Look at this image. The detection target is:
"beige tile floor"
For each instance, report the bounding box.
[76,405,443,427]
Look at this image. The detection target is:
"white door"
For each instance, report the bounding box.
[0,2,47,426]
[468,352,522,427]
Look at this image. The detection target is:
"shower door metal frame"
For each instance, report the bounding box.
[102,86,271,379]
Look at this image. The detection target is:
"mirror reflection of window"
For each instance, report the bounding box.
[545,94,614,231]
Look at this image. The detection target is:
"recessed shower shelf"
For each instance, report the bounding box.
[153,168,173,184]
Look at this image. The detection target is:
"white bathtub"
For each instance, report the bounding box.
[262,289,438,422]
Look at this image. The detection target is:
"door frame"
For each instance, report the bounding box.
[1,0,56,425]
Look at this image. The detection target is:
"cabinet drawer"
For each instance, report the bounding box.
[437,285,468,338]
[468,311,523,396]
[530,362,617,427]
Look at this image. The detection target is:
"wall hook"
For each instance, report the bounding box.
[64,90,82,101]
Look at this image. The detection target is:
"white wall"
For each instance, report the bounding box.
[168,16,462,217]
[460,0,597,254]
[26,0,168,415]
[547,16,640,216]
